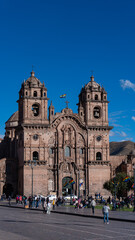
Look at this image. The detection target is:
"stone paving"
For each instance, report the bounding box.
[0,200,135,222]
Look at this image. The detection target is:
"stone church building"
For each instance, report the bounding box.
[2,71,114,198]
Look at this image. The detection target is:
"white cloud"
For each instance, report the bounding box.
[109,111,124,117]
[115,131,127,137]
[113,123,123,127]
[121,131,127,137]
[109,131,115,137]
[132,116,135,121]
[120,79,135,91]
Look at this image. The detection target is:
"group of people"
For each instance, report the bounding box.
[5,193,111,223]
[73,196,110,224]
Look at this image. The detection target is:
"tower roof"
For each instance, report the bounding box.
[83,75,106,93]
[25,71,42,88]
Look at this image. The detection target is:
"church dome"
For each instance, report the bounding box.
[25,71,42,88]
[81,75,106,93]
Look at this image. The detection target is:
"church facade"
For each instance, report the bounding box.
[4,71,113,198]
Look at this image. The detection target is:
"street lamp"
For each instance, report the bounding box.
[133,165,135,212]
[78,170,80,199]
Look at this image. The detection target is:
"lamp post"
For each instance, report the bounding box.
[133,165,135,212]
[78,170,80,199]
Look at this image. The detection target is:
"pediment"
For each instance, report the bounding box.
[51,114,86,130]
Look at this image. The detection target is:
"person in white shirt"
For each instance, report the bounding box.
[102,202,110,224]
[91,198,96,214]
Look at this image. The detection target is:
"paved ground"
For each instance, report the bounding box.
[0,206,135,240]
[1,200,135,222]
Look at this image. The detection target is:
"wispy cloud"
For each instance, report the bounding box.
[132,116,135,121]
[115,131,127,137]
[109,110,124,117]
[113,123,123,127]
[120,79,135,91]
[109,131,115,137]
[109,131,127,138]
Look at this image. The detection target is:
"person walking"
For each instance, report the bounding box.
[47,201,51,214]
[102,202,110,224]
[91,198,96,214]
[52,199,55,210]
[8,196,11,206]
[43,200,47,214]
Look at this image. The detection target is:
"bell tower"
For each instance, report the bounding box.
[78,75,108,127]
[18,71,49,125]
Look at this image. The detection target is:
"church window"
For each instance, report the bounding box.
[44,92,46,96]
[26,91,28,96]
[65,146,71,157]
[104,96,106,100]
[33,134,38,141]
[81,112,82,116]
[51,111,53,115]
[96,152,102,160]
[50,148,53,155]
[32,104,39,116]
[34,91,37,97]
[95,95,98,100]
[93,107,100,119]
[80,148,84,155]
[33,151,39,161]
[88,94,89,99]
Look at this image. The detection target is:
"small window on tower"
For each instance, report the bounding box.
[44,92,46,97]
[26,91,28,96]
[51,111,53,115]
[104,96,106,100]
[34,91,37,97]
[95,95,98,100]
[96,152,102,160]
[88,94,89,99]
[81,112,83,116]
[33,151,39,162]
[32,104,39,116]
[93,107,100,119]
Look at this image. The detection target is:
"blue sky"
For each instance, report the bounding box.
[0,0,135,142]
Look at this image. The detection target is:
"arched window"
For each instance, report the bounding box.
[26,91,28,96]
[33,151,39,161]
[95,94,98,100]
[32,104,39,116]
[65,146,71,157]
[44,92,46,97]
[96,152,102,160]
[33,91,37,97]
[80,148,84,155]
[93,107,100,119]
[50,148,53,155]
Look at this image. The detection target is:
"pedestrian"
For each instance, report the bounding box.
[91,198,96,214]
[52,199,55,210]
[8,196,11,206]
[102,202,110,224]
[43,200,47,214]
[47,201,51,214]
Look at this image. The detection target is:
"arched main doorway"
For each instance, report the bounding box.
[62,177,74,196]
[3,183,14,198]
